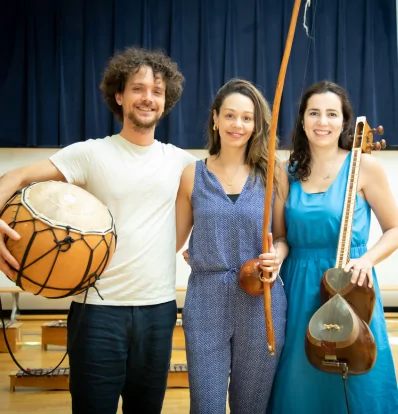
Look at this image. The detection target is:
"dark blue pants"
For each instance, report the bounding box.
[67,300,177,414]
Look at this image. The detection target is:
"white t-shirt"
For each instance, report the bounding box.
[49,134,196,306]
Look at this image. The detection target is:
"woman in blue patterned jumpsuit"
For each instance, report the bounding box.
[176,79,289,414]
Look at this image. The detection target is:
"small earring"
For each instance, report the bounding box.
[213,124,218,131]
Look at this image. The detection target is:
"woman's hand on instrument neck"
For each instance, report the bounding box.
[258,233,282,283]
[0,219,21,278]
[344,253,375,288]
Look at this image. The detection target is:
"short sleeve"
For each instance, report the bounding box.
[179,149,197,170]
[49,139,95,186]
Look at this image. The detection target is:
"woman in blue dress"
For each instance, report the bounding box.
[268,81,398,413]
[176,79,289,414]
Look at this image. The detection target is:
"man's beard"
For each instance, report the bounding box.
[127,110,160,130]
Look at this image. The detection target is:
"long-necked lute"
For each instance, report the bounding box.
[305,116,386,377]
[320,120,385,323]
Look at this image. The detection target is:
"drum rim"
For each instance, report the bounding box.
[21,181,116,235]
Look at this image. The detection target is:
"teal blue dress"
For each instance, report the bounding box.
[268,153,398,413]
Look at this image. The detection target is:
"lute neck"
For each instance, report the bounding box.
[335,150,362,268]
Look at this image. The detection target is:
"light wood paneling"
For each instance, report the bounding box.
[0,315,397,413]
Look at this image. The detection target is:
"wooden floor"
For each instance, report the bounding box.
[0,314,397,414]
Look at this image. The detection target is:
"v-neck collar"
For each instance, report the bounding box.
[201,160,252,205]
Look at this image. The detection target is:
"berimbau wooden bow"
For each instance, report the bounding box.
[238,0,302,355]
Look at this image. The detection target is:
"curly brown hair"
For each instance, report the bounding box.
[207,78,279,190]
[100,47,184,123]
[288,80,355,181]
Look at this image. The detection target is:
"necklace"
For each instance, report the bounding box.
[310,163,332,181]
[219,159,240,186]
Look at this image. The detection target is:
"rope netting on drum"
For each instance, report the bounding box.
[3,194,116,299]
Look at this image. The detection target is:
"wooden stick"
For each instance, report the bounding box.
[261,0,302,355]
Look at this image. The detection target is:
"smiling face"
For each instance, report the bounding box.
[302,92,344,149]
[115,66,166,129]
[213,93,255,151]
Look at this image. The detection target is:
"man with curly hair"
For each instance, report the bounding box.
[0,47,195,413]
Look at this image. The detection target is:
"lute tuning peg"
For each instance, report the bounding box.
[369,125,386,151]
[369,125,384,135]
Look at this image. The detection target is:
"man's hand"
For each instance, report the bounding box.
[0,220,21,278]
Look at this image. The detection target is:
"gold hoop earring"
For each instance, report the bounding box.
[213,124,218,131]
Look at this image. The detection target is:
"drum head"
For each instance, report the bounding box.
[22,181,114,234]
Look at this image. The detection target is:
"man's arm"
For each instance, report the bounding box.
[0,140,94,277]
[0,159,67,276]
[176,163,195,252]
[0,159,66,209]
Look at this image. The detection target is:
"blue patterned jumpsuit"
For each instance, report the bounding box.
[182,161,287,414]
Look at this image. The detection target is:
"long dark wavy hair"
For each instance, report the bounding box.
[288,81,355,181]
[206,78,279,189]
